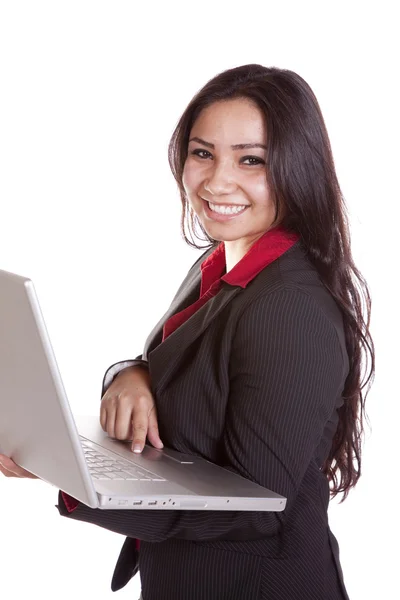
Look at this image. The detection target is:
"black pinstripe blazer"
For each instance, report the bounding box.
[57,238,351,600]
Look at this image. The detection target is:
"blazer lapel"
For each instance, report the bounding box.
[142,245,217,360]
[142,263,203,361]
[147,281,242,396]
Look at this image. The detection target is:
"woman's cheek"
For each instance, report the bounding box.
[183,162,199,191]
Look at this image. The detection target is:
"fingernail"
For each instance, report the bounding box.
[133,444,142,453]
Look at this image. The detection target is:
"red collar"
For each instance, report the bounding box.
[200,225,300,295]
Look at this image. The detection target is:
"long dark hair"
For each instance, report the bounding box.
[167,64,375,502]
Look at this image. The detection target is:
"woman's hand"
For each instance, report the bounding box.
[0,455,38,478]
[100,365,163,454]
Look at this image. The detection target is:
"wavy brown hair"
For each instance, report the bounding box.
[167,64,375,502]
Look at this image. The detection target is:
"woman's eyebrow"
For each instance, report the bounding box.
[189,136,267,151]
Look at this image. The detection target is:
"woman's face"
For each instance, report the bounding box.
[182,98,278,249]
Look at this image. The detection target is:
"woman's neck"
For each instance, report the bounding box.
[224,235,261,273]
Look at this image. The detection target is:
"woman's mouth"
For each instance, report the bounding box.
[202,198,249,221]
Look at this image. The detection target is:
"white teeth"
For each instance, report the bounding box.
[208,202,248,215]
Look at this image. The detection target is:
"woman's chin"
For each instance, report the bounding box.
[196,212,246,243]
[202,226,243,243]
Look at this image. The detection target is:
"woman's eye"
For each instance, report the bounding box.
[191,149,211,159]
[242,156,265,166]
[190,149,265,166]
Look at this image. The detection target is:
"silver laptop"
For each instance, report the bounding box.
[0,268,286,512]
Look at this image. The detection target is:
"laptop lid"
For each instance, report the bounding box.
[0,268,99,507]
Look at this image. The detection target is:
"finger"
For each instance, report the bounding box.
[131,414,149,454]
[114,403,133,440]
[100,393,114,432]
[0,456,20,477]
[147,408,163,449]
[100,403,107,431]
[106,401,117,439]
[0,456,35,478]
[0,461,18,477]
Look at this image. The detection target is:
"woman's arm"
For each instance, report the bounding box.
[57,288,346,542]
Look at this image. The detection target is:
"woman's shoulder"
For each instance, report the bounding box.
[246,241,342,322]
[235,242,348,367]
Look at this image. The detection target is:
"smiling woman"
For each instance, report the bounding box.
[1,63,375,600]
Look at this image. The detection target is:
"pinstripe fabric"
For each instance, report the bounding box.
[57,239,351,599]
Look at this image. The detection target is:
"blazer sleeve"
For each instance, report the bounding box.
[100,355,149,397]
[57,288,346,542]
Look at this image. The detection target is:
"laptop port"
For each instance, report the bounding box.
[133,500,142,505]
[148,501,157,505]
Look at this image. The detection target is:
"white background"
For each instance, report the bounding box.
[0,1,398,598]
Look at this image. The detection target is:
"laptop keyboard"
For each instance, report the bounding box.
[80,438,166,481]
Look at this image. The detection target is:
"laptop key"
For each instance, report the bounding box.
[105,472,125,480]
[124,469,151,481]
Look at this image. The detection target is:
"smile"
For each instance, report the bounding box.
[207,201,249,215]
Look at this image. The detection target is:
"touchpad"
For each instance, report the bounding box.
[141,444,195,465]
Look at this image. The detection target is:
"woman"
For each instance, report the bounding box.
[0,64,375,600]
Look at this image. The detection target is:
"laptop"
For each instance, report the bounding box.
[0,267,286,512]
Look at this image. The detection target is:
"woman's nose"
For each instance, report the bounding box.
[204,162,238,196]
